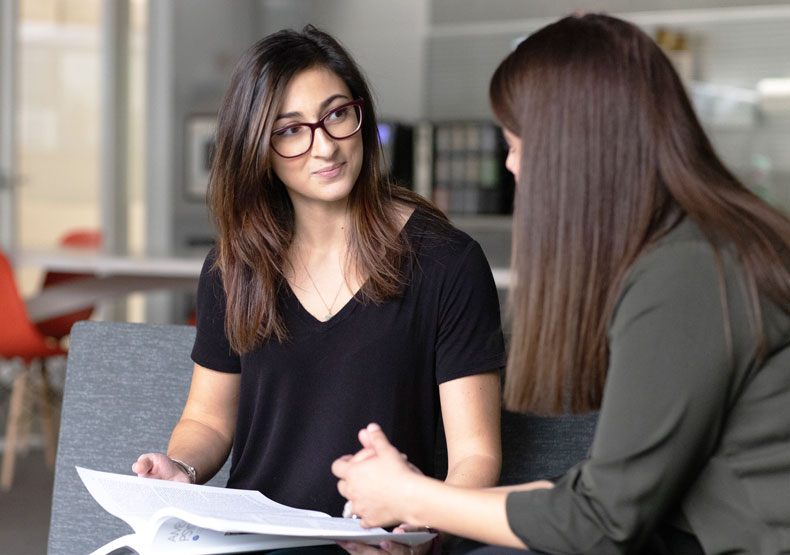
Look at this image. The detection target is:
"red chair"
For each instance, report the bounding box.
[0,249,66,490]
[35,230,102,341]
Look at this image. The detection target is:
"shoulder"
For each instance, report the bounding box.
[401,210,497,300]
[611,218,785,357]
[404,207,483,264]
[622,219,720,292]
[197,248,224,297]
[198,248,220,279]
[615,220,727,316]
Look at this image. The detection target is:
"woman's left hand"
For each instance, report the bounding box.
[337,525,434,555]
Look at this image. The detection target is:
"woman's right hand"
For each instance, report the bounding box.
[132,453,191,483]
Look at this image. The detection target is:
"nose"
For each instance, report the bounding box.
[505,151,519,181]
[311,126,338,157]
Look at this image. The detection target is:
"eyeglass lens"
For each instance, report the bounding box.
[271,103,362,158]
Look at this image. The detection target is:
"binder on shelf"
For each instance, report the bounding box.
[430,120,513,215]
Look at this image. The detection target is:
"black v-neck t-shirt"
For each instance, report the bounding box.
[191,210,505,516]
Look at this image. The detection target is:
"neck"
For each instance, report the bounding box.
[292,200,351,253]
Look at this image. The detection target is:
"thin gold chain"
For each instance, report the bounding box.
[297,249,345,321]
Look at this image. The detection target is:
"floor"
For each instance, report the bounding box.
[0,361,63,555]
[0,448,53,555]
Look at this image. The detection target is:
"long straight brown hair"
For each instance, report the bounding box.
[208,25,445,353]
[490,14,790,414]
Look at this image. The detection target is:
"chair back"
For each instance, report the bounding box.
[47,321,230,555]
[433,410,597,485]
[498,410,597,485]
[0,250,64,361]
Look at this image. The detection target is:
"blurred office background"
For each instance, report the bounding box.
[2,0,790,321]
[1,1,790,553]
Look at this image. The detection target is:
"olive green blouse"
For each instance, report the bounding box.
[506,219,790,554]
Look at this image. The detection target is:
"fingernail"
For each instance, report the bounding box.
[379,541,391,549]
[368,422,380,431]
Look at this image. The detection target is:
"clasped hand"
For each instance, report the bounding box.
[332,423,433,555]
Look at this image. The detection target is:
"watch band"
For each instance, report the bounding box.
[169,457,196,484]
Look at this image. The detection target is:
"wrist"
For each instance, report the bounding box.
[168,457,196,484]
[401,473,432,526]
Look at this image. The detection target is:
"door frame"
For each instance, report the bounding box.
[0,0,18,251]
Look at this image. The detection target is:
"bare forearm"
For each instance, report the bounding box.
[167,417,232,484]
[403,475,526,549]
[489,480,554,494]
[445,453,501,488]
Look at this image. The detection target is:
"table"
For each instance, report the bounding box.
[15,250,511,323]
[14,249,204,322]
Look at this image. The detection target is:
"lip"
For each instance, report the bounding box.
[312,162,345,178]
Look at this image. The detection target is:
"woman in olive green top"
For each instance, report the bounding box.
[332,13,790,555]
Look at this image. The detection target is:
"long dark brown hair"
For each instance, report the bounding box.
[208,25,445,353]
[490,13,790,414]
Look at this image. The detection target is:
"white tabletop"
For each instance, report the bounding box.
[15,249,205,322]
[15,249,510,322]
[490,267,510,290]
[14,249,204,279]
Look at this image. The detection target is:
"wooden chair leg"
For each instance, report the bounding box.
[17,367,34,456]
[1,369,28,490]
[38,362,58,469]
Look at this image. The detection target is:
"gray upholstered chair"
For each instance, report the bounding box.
[48,321,597,555]
[498,410,597,485]
[47,321,230,555]
[436,406,597,554]
[433,405,598,485]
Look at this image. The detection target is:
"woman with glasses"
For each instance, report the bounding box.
[132,25,505,555]
[333,13,790,554]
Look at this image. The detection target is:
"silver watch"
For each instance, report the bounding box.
[169,457,196,484]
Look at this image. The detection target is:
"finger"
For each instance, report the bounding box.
[336,541,357,554]
[364,423,398,456]
[133,455,153,475]
[338,540,379,554]
[379,540,414,555]
[360,515,393,530]
[358,427,373,449]
[349,447,376,462]
[331,457,350,478]
[393,524,423,533]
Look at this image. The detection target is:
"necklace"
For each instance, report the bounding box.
[298,251,345,321]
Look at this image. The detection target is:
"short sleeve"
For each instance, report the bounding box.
[190,250,242,373]
[506,239,737,553]
[434,240,506,384]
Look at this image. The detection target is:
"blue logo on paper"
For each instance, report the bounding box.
[193,536,199,541]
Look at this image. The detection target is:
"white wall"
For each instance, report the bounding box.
[430,0,790,23]
[145,0,259,322]
[257,0,429,121]
[0,0,17,250]
[141,0,790,323]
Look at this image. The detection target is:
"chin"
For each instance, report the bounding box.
[321,182,356,203]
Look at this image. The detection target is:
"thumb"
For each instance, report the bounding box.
[364,423,397,456]
[133,454,153,475]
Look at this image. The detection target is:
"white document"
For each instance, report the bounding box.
[77,467,435,555]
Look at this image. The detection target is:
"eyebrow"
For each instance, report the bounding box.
[275,94,351,122]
